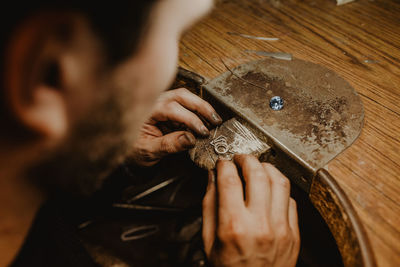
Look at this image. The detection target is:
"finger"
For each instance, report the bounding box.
[234,155,271,212]
[173,88,222,125]
[288,198,300,241]
[265,163,291,226]
[288,198,301,264]
[164,101,210,136]
[216,160,245,225]
[154,131,196,157]
[202,171,217,257]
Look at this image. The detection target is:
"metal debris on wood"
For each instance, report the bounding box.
[245,50,293,61]
[337,0,355,5]
[227,32,279,41]
[364,59,379,64]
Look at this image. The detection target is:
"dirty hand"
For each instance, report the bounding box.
[129,88,222,166]
[202,155,300,267]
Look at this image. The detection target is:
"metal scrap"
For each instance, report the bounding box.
[364,59,379,64]
[245,50,292,60]
[227,32,279,41]
[336,0,355,5]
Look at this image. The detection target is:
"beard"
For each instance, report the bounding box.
[27,92,139,198]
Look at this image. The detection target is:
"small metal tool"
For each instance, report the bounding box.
[126,176,182,203]
[121,225,159,241]
[112,203,183,212]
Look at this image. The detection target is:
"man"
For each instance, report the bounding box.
[0,0,300,266]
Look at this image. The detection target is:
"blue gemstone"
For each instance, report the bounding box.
[270,96,284,111]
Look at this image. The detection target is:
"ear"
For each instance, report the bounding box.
[5,14,73,141]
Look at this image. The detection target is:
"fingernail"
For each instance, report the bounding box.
[211,112,222,124]
[179,133,195,148]
[200,125,210,136]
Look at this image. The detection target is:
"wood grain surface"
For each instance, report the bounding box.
[178,0,400,266]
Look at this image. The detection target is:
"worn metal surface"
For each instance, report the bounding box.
[202,58,364,189]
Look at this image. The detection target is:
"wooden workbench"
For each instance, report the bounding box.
[179,0,400,266]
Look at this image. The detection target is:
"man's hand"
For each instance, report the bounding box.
[202,155,300,267]
[129,88,222,166]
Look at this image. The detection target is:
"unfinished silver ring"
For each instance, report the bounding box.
[214,144,229,154]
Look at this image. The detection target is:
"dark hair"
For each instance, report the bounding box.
[0,1,158,140]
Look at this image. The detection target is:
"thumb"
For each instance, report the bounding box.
[155,131,196,157]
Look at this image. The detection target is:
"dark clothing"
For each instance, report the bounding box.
[11,201,98,267]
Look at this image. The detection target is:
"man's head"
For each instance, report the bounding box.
[1,0,213,196]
